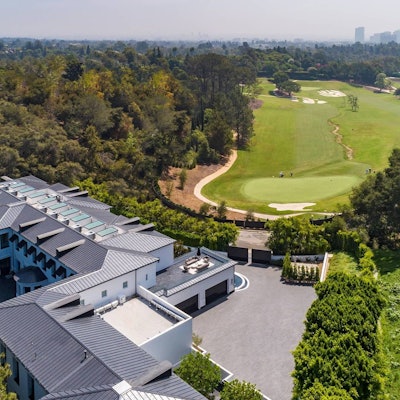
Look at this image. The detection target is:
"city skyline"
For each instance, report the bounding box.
[1,0,400,42]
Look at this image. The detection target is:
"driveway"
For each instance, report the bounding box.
[192,264,316,400]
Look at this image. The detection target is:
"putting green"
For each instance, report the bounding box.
[242,175,362,203]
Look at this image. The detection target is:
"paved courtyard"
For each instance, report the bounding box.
[192,264,316,400]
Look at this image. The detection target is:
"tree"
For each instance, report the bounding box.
[266,218,329,255]
[179,168,187,190]
[347,94,359,112]
[0,356,17,400]
[216,200,228,219]
[282,252,291,280]
[292,273,385,400]
[245,209,254,221]
[301,382,353,400]
[374,72,391,92]
[165,180,174,197]
[175,352,220,399]
[204,109,233,156]
[349,148,400,248]
[280,80,301,96]
[272,71,289,91]
[220,379,262,400]
[199,202,211,215]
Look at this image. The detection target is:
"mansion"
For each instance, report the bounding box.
[0,175,236,400]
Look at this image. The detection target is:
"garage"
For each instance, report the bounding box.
[206,280,227,305]
[176,294,198,314]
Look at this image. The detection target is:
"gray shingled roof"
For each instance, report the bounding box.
[39,375,207,400]
[102,232,175,253]
[19,175,49,189]
[41,385,117,400]
[158,260,236,297]
[0,203,24,229]
[0,191,22,206]
[50,249,158,295]
[9,204,109,275]
[0,178,212,400]
[136,374,206,400]
[0,303,119,392]
[66,196,111,210]
[0,289,206,399]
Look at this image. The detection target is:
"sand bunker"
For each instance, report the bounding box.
[318,90,346,97]
[269,203,316,211]
[301,98,327,104]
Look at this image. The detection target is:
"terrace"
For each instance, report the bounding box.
[150,249,226,295]
[102,297,177,345]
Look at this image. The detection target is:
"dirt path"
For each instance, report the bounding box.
[329,120,353,160]
[158,155,246,220]
[159,152,306,221]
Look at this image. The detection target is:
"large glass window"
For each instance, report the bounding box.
[0,233,9,249]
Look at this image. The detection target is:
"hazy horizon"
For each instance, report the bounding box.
[2,0,400,42]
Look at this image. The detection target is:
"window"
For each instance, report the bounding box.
[0,233,9,249]
[145,274,148,281]
[122,281,128,289]
[55,266,66,278]
[101,290,107,298]
[80,299,85,306]
[12,357,19,384]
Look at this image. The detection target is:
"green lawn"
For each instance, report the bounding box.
[202,80,400,214]
[327,252,359,276]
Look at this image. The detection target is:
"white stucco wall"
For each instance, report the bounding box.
[141,318,192,366]
[136,263,157,289]
[137,285,192,365]
[150,245,174,272]
[79,271,137,308]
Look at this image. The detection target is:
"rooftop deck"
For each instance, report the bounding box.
[150,250,225,294]
[102,297,176,345]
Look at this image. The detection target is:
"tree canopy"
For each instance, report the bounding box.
[220,379,263,400]
[349,148,400,249]
[265,218,329,255]
[0,45,256,197]
[0,357,16,400]
[292,273,385,400]
[175,352,220,399]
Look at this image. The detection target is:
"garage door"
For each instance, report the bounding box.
[206,280,227,305]
[176,294,198,314]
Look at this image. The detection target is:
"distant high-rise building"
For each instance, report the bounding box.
[394,30,400,43]
[355,26,365,43]
[380,31,393,43]
[370,33,381,43]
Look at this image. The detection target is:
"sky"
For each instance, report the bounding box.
[1,0,400,42]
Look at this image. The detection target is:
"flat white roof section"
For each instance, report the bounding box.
[102,298,175,345]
